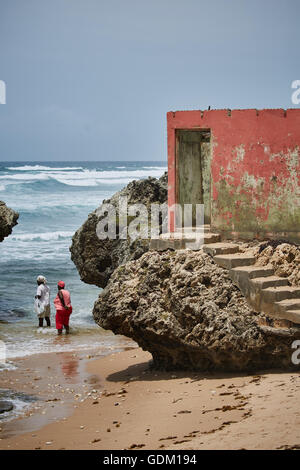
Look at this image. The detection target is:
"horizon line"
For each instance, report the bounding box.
[0,159,167,163]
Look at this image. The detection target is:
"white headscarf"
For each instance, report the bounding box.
[37,275,47,284]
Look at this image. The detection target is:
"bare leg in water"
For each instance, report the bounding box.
[57,326,68,335]
[38,317,51,327]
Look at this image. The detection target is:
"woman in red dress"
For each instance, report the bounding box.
[54,281,72,335]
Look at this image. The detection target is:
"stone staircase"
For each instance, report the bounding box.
[150,226,300,325]
[204,243,300,326]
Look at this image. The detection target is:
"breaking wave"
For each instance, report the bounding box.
[6,165,84,171]
[1,167,167,188]
[10,231,74,242]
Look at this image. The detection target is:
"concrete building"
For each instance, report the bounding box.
[167,109,300,243]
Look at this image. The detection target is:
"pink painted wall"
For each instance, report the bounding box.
[167,109,300,242]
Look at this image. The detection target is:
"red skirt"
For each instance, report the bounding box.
[55,307,72,330]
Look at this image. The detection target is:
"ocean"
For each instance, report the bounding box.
[0,161,167,363]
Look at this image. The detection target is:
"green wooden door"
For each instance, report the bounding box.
[177,130,211,226]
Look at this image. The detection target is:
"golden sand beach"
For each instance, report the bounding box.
[0,347,299,450]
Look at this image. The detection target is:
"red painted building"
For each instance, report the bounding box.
[167,109,300,243]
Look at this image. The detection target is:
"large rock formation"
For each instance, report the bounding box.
[0,201,19,242]
[254,241,300,287]
[70,173,167,288]
[93,249,300,371]
[70,174,300,372]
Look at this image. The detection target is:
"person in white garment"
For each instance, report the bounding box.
[34,275,51,327]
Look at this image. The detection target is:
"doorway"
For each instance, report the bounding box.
[176,129,211,227]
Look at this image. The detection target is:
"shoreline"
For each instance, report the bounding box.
[0,342,137,440]
[1,346,300,450]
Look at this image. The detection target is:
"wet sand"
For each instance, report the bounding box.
[0,347,113,439]
[1,347,300,450]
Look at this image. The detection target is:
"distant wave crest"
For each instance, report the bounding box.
[10,231,74,242]
[0,167,167,188]
[6,165,84,171]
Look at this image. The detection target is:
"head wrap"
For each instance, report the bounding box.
[58,281,65,288]
[37,275,47,283]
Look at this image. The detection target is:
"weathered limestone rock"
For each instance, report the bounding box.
[93,250,300,371]
[0,201,19,242]
[70,173,167,288]
[255,242,300,287]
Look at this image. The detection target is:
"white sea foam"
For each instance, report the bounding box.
[55,177,136,186]
[0,361,17,372]
[0,167,166,187]
[0,173,49,181]
[10,231,74,242]
[6,165,84,171]
[54,178,99,187]
[0,249,70,262]
[0,389,38,423]
[52,168,166,180]
[0,398,30,423]
[3,324,134,359]
[77,169,165,178]
[142,166,167,170]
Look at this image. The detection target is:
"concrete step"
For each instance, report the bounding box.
[214,253,256,270]
[203,242,240,257]
[273,298,300,316]
[247,276,291,312]
[160,232,220,242]
[229,265,275,303]
[175,225,211,233]
[203,233,221,244]
[256,286,300,317]
[150,238,184,251]
[261,286,300,304]
[284,310,300,324]
[229,265,274,284]
[150,232,221,251]
[268,305,300,324]
[250,276,289,290]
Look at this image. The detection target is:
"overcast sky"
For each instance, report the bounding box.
[0,0,299,161]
